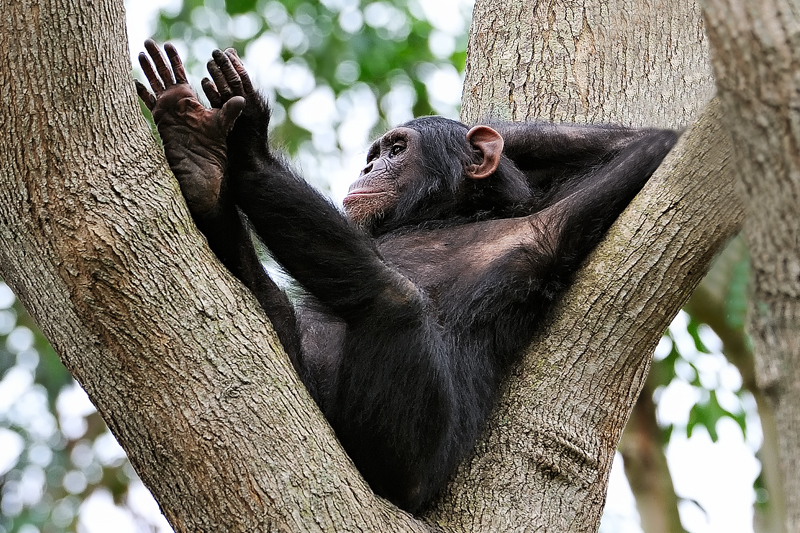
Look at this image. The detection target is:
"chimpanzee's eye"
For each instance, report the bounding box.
[390,143,405,156]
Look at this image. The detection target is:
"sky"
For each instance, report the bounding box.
[0,2,763,532]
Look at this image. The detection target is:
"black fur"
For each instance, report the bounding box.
[198,99,677,512]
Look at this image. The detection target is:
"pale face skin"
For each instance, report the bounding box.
[343,127,422,227]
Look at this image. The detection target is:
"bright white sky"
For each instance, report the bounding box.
[0,2,762,532]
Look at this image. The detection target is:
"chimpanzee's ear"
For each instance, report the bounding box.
[465,125,504,179]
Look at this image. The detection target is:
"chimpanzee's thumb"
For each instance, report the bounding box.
[219,96,245,135]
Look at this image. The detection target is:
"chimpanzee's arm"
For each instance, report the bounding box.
[540,128,678,232]
[526,127,677,279]
[493,122,645,161]
[193,201,305,379]
[203,49,422,322]
[204,53,461,508]
[135,41,304,374]
[491,122,663,204]
[237,156,421,321]
[461,128,678,337]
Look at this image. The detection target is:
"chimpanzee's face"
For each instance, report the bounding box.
[343,127,423,228]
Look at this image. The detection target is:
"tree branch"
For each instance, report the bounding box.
[619,378,687,533]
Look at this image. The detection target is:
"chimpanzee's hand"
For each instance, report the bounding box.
[201,49,271,158]
[135,40,244,218]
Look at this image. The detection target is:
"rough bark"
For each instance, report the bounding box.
[462,0,714,126]
[699,0,800,530]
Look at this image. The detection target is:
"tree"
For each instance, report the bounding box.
[0,0,777,532]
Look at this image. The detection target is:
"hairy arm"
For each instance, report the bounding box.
[492,121,670,205]
[203,51,466,511]
[448,129,678,368]
[135,41,303,372]
[202,49,422,322]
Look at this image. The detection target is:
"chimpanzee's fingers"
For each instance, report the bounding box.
[224,48,254,95]
[202,78,223,108]
[134,80,157,111]
[164,43,188,84]
[144,39,175,87]
[138,52,165,95]
[212,49,244,97]
[207,59,233,102]
[219,96,245,135]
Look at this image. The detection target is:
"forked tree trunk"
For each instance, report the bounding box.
[0,0,740,531]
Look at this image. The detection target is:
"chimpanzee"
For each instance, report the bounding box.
[135,40,677,513]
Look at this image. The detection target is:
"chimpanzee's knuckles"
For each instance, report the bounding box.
[207,60,230,95]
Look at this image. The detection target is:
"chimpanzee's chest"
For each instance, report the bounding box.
[375,217,534,298]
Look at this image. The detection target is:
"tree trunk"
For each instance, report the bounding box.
[0,0,741,531]
[699,0,800,530]
[461,0,714,126]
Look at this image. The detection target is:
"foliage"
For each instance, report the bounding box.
[147,0,470,154]
[653,314,749,444]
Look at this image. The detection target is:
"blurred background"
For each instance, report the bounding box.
[0,1,763,532]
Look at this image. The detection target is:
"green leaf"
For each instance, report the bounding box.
[226,0,259,15]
